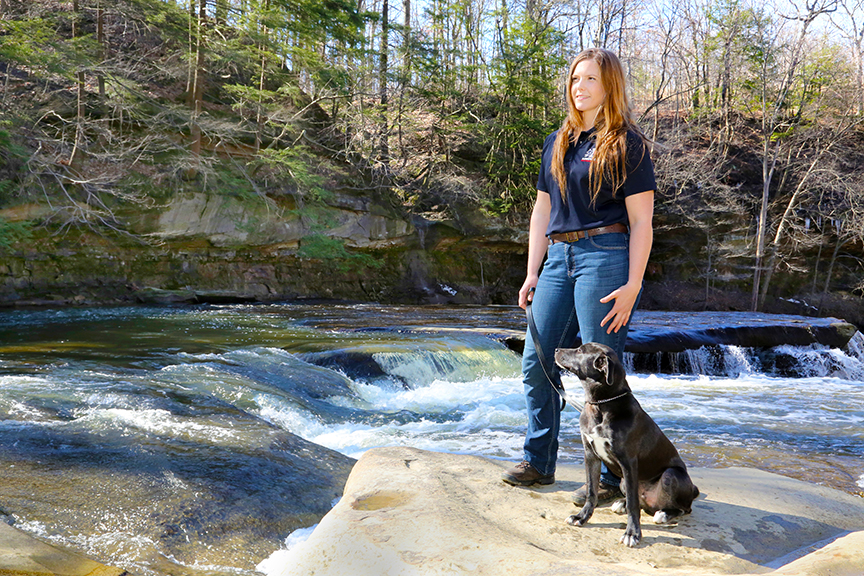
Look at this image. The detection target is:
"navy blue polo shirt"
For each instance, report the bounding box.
[537,128,656,236]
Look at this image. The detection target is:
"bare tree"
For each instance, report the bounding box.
[654,127,747,308]
[379,0,390,165]
[749,0,837,311]
[831,0,864,115]
[96,0,105,97]
[680,0,712,112]
[641,1,681,139]
[758,118,863,305]
[813,171,864,309]
[69,0,87,168]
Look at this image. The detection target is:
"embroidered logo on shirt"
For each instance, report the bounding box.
[581,145,595,162]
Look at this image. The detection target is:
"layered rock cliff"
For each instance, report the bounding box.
[0,188,527,307]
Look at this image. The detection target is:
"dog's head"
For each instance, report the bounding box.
[554,342,627,395]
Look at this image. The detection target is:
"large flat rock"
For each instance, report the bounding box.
[273,447,864,576]
[500,311,859,355]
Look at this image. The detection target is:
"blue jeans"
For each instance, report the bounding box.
[521,232,636,482]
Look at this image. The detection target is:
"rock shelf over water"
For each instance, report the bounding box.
[501,311,859,354]
[274,447,864,576]
[627,311,858,352]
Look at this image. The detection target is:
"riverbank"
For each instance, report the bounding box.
[265,446,864,576]
[3,192,864,333]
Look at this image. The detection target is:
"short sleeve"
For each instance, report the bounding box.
[536,132,556,193]
[621,132,656,197]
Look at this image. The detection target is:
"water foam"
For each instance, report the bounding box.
[256,525,318,576]
[257,374,529,460]
[74,407,244,445]
[773,342,864,380]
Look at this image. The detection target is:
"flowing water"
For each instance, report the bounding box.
[0,303,862,576]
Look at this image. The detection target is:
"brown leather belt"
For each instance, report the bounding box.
[548,222,628,243]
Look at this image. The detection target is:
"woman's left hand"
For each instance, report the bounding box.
[602,191,654,334]
[599,281,641,334]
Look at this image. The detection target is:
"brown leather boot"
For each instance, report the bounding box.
[571,482,623,505]
[501,461,555,486]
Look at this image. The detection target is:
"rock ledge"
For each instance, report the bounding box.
[273,446,864,576]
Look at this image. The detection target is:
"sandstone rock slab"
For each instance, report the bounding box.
[273,447,864,576]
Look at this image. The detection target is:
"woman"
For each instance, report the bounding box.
[501,48,655,505]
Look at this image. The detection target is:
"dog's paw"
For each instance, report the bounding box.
[610,499,627,515]
[653,510,670,524]
[619,530,641,547]
[566,513,589,527]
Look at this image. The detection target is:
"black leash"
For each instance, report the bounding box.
[525,300,584,413]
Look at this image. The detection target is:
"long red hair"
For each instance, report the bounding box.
[551,48,643,204]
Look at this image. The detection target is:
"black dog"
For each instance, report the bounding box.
[554,342,699,547]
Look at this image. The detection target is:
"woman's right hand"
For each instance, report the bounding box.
[520,191,550,310]
[518,275,539,309]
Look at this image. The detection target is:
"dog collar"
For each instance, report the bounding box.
[585,391,631,405]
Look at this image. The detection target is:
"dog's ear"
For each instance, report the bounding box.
[593,355,610,384]
[593,352,626,386]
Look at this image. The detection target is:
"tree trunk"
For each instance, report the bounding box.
[187,0,206,178]
[378,0,389,165]
[856,34,864,115]
[751,137,778,311]
[97,0,106,98]
[398,0,411,163]
[187,0,195,95]
[818,237,846,312]
[256,0,270,151]
[719,32,734,152]
[70,0,86,168]
[757,150,822,308]
[704,232,712,310]
[617,0,627,53]
[811,228,824,294]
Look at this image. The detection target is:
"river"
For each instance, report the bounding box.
[0,303,862,576]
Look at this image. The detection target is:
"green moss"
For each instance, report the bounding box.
[0,217,32,250]
[298,234,383,274]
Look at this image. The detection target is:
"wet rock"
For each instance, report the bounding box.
[0,521,128,576]
[0,411,356,575]
[297,349,393,381]
[134,286,198,304]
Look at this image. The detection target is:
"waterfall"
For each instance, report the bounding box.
[625,330,863,378]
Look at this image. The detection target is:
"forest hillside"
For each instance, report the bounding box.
[1,0,863,326]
